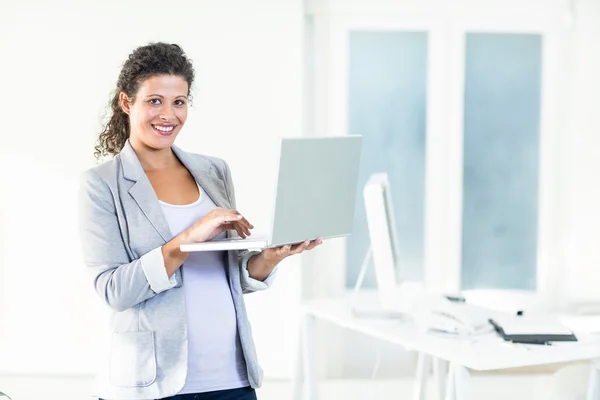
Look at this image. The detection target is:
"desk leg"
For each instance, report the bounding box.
[433,358,448,400]
[587,358,600,400]
[292,316,304,400]
[413,352,431,400]
[444,363,471,400]
[302,314,318,400]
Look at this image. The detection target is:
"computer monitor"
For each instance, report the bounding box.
[363,173,401,310]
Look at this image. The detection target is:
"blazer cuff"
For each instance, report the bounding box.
[240,251,277,291]
[141,247,177,294]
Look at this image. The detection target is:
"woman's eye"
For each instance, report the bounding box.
[175,100,186,106]
[149,99,161,105]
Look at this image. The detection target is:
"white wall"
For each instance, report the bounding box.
[561,0,600,303]
[0,0,304,379]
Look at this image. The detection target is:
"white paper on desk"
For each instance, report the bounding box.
[493,315,574,335]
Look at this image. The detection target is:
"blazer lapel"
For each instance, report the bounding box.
[119,141,232,244]
[171,145,231,209]
[120,141,173,243]
[171,146,236,242]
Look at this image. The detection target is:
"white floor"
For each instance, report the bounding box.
[0,366,591,400]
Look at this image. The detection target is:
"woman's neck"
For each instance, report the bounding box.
[130,140,180,172]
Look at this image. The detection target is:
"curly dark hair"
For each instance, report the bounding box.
[95,42,195,160]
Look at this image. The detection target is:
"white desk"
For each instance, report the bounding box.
[292,293,600,400]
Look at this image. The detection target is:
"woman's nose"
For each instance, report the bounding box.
[159,105,176,121]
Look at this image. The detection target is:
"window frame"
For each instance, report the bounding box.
[306,3,572,298]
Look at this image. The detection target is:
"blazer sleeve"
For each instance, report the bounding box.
[78,169,177,312]
[220,159,277,293]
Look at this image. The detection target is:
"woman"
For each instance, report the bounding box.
[78,42,321,400]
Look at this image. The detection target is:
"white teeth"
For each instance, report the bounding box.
[153,125,174,132]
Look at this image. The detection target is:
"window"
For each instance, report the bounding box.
[461,33,542,289]
[346,31,428,288]
[315,8,568,296]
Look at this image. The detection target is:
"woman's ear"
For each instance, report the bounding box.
[119,92,132,115]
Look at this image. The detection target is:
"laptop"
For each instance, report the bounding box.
[180,135,363,252]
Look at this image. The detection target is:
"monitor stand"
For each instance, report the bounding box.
[350,245,408,319]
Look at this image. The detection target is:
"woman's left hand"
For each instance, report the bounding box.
[247,238,323,281]
[263,238,323,266]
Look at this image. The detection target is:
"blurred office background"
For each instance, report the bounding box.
[1,0,600,398]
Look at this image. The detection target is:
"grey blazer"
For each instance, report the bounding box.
[78,140,274,400]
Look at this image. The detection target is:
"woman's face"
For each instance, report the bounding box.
[121,74,189,151]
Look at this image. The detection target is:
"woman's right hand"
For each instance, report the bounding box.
[181,207,254,244]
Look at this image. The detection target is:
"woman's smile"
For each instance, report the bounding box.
[151,123,177,136]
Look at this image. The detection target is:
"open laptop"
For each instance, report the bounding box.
[179,135,363,252]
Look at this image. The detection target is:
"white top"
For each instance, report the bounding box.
[159,183,249,394]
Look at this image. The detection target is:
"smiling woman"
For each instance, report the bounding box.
[94,43,194,160]
[79,42,320,400]
[120,75,189,151]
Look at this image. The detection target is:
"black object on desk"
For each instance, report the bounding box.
[444,295,466,303]
[488,318,578,345]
